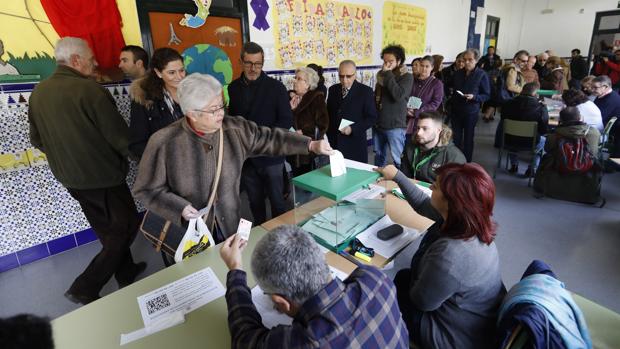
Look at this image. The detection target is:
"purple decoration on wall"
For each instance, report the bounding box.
[251,0,270,31]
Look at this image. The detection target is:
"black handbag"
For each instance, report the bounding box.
[140,211,185,258]
[139,127,223,258]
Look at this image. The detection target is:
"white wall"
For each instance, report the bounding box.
[492,0,617,58]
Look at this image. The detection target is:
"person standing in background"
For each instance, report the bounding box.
[450,49,491,162]
[569,49,588,90]
[374,44,413,169]
[29,37,145,305]
[228,42,293,225]
[326,60,377,163]
[118,45,148,80]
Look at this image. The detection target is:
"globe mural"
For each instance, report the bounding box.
[182,44,233,102]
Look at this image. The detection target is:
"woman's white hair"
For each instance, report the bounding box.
[295,66,319,91]
[177,73,223,114]
[54,37,90,65]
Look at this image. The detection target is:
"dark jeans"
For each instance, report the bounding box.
[394,269,423,344]
[451,111,479,162]
[241,162,289,225]
[66,184,140,297]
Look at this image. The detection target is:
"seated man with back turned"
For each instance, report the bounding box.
[500,82,549,176]
[219,225,409,349]
[401,111,465,183]
[534,107,602,204]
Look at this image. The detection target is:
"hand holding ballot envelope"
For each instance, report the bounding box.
[220,233,247,271]
[338,118,355,135]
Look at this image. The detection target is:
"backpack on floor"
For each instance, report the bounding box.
[555,130,596,174]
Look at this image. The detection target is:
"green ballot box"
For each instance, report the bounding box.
[291,165,386,252]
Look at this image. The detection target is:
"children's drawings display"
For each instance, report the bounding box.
[272,0,373,68]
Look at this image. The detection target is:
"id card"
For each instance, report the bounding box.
[236,218,253,241]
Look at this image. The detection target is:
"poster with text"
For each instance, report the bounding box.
[382,1,426,56]
[272,0,373,68]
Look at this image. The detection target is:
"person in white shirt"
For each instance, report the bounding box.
[562,89,604,132]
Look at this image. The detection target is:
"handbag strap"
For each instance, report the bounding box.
[201,126,224,217]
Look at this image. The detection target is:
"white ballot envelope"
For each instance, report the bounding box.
[236,218,252,241]
[338,118,355,130]
[329,150,347,177]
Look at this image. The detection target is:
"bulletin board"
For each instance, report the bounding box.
[271,0,373,68]
[382,1,427,56]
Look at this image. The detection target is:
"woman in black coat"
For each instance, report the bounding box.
[129,48,186,159]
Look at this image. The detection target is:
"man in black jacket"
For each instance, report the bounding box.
[228,42,293,224]
[500,82,549,175]
[476,46,501,72]
[326,60,377,163]
[570,49,588,89]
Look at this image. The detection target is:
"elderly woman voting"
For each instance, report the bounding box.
[133,73,333,243]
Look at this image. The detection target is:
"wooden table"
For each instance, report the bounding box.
[262,180,434,269]
[51,226,357,349]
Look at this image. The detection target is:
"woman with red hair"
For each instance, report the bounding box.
[375,163,506,349]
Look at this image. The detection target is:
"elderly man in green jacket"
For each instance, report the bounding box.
[28,37,146,305]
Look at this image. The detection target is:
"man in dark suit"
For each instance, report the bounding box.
[327,60,378,163]
[228,42,293,224]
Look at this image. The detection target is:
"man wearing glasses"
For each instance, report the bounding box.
[228,42,293,225]
[503,50,529,96]
[326,60,377,163]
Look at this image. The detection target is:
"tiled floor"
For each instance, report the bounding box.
[1,116,619,322]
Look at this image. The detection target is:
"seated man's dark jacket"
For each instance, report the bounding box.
[228,71,293,167]
[500,94,549,148]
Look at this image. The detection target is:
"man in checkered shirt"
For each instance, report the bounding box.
[219,225,409,348]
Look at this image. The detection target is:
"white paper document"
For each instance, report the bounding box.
[329,265,349,281]
[251,265,349,329]
[342,183,385,202]
[338,118,355,130]
[121,311,185,346]
[356,215,421,259]
[329,150,347,177]
[251,285,294,328]
[137,267,226,328]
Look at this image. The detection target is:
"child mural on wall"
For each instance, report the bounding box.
[180,0,212,28]
[0,39,19,75]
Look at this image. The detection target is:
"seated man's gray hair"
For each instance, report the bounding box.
[251,225,331,305]
[54,37,90,65]
[177,73,223,114]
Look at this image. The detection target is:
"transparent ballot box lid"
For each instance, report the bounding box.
[291,165,387,252]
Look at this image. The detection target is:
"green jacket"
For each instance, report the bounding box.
[401,141,466,183]
[28,65,130,189]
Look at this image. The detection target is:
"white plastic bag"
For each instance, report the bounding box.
[174,217,215,263]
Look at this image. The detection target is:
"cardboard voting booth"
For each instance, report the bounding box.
[291,164,386,252]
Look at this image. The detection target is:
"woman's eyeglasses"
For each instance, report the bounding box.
[193,105,225,117]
